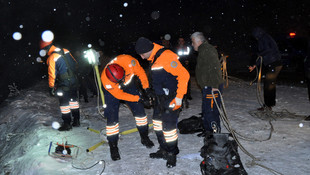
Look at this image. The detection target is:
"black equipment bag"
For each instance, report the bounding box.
[200,133,248,175]
[177,115,204,134]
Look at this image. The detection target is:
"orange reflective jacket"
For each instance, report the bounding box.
[46,45,77,88]
[101,54,149,102]
[149,43,190,99]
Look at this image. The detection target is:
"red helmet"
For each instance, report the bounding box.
[40,40,52,50]
[105,64,125,83]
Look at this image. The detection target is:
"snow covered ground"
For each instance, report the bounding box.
[1,77,309,175]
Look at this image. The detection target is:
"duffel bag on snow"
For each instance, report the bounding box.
[177,115,204,134]
[200,133,247,175]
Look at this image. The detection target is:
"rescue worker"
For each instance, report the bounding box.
[190,32,224,134]
[135,37,190,168]
[175,37,191,69]
[75,50,91,103]
[174,37,192,107]
[40,41,80,131]
[101,54,154,161]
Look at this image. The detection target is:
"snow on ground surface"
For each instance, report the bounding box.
[0,77,310,175]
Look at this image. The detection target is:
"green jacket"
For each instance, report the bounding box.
[195,41,224,88]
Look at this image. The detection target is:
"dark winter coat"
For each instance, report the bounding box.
[304,39,310,79]
[195,41,224,88]
[46,45,78,89]
[252,27,282,66]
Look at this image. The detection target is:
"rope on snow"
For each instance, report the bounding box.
[212,89,283,175]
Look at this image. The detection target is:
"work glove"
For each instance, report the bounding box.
[145,88,155,99]
[118,81,125,89]
[138,96,152,108]
[169,97,182,111]
[49,87,55,96]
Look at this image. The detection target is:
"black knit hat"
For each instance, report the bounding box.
[135,37,154,54]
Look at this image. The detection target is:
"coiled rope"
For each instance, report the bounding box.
[92,67,106,119]
[250,56,265,108]
[212,89,283,175]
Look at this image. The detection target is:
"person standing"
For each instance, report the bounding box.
[101,54,154,161]
[75,50,92,103]
[304,33,310,121]
[190,32,224,133]
[249,27,283,111]
[174,37,193,107]
[135,37,190,168]
[40,41,80,131]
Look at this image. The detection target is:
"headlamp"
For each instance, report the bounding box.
[56,89,64,97]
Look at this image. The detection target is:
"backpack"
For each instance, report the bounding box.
[52,48,78,88]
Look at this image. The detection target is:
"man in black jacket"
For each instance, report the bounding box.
[249,27,283,111]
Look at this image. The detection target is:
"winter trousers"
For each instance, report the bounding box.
[103,84,148,144]
[58,87,80,125]
[152,95,179,154]
[202,84,223,133]
[264,65,282,107]
[78,75,89,102]
[306,74,310,102]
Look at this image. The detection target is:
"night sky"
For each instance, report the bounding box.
[1,0,310,103]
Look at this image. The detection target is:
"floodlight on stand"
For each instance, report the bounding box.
[83,48,105,109]
[84,49,100,65]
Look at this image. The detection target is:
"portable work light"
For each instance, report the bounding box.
[83,48,105,107]
[84,49,100,65]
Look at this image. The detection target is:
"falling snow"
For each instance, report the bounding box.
[0,79,309,175]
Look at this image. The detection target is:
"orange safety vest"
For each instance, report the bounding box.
[101,54,149,102]
[148,43,190,99]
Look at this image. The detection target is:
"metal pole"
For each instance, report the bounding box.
[94,65,105,106]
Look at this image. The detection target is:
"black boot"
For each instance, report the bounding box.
[140,132,154,148]
[72,109,80,127]
[72,117,80,127]
[109,142,121,161]
[141,137,154,148]
[58,114,72,131]
[166,152,176,168]
[58,123,72,131]
[150,148,167,159]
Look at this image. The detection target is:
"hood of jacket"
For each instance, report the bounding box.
[252,27,266,39]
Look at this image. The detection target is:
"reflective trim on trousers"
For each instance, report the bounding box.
[135,116,148,126]
[69,101,79,109]
[60,105,71,114]
[206,93,218,109]
[163,129,178,143]
[153,119,163,131]
[106,123,119,136]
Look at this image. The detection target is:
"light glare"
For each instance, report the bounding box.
[13,32,22,40]
[41,30,54,42]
